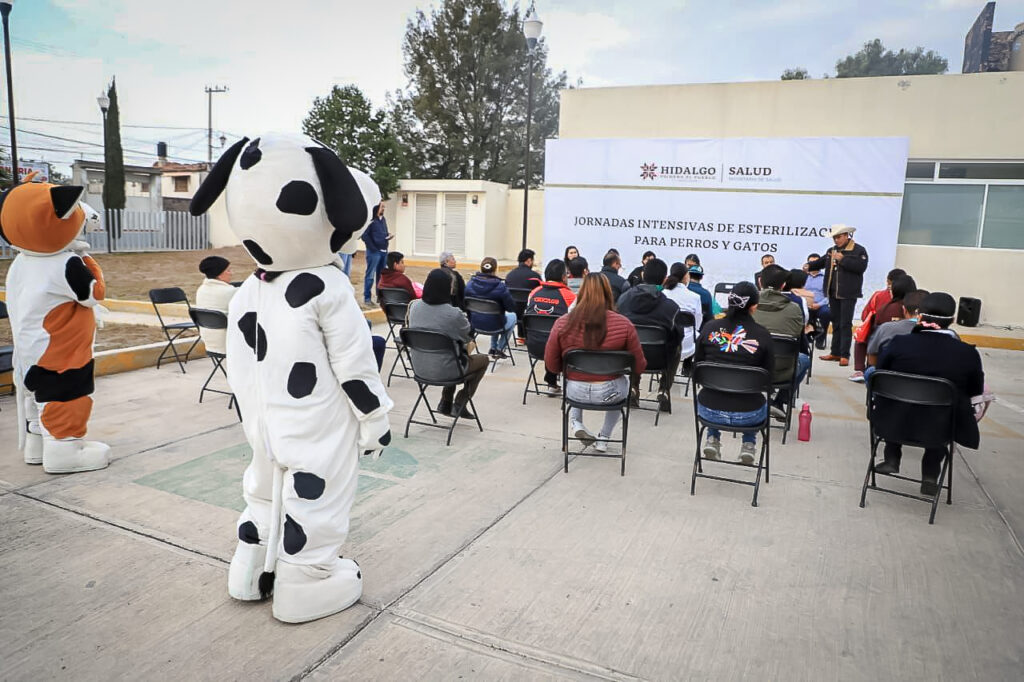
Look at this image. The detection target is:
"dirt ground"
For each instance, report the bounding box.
[0,247,453,302]
[0,321,170,353]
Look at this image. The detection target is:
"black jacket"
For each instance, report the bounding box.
[617,284,686,347]
[694,315,775,412]
[600,265,630,301]
[875,330,984,450]
[444,265,466,310]
[627,265,645,288]
[806,240,869,299]
[504,264,541,292]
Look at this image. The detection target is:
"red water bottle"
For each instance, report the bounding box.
[798,403,812,442]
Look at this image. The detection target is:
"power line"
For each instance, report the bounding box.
[0,125,208,163]
[14,115,240,135]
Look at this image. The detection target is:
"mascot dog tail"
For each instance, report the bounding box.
[259,463,285,599]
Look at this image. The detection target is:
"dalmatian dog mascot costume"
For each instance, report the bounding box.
[1,175,110,474]
[189,133,393,624]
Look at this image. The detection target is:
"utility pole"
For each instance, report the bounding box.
[205,85,228,164]
[1,1,19,186]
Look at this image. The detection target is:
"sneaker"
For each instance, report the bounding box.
[770,404,786,421]
[545,382,562,397]
[657,391,671,413]
[490,349,509,360]
[594,436,609,453]
[703,436,721,460]
[815,336,828,350]
[571,422,596,447]
[921,478,940,496]
[874,460,900,475]
[738,442,756,465]
[629,388,640,408]
[848,371,865,383]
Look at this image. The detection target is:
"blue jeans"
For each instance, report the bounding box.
[863,365,876,384]
[698,403,767,444]
[491,312,518,352]
[339,252,352,275]
[363,250,385,302]
[567,375,629,437]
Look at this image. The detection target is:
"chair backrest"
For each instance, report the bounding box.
[0,299,7,319]
[149,287,190,306]
[464,296,503,316]
[713,282,736,295]
[400,327,467,384]
[867,370,958,448]
[383,302,410,325]
[523,313,559,360]
[508,287,532,318]
[677,310,698,341]
[635,324,670,371]
[692,362,771,395]
[189,307,228,330]
[769,334,801,384]
[379,287,413,306]
[563,349,634,379]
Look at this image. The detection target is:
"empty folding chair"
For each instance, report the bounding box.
[149,287,201,373]
[400,328,484,446]
[464,296,516,371]
[561,349,634,476]
[633,324,671,425]
[508,287,533,353]
[713,282,737,312]
[378,287,413,386]
[521,313,559,404]
[860,370,957,524]
[690,362,772,506]
[188,308,241,421]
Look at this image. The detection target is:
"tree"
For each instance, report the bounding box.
[102,78,126,209]
[0,146,11,190]
[781,68,809,80]
[49,168,71,185]
[302,85,404,198]
[835,39,948,78]
[394,0,567,187]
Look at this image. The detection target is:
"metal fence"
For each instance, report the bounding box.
[1,209,210,259]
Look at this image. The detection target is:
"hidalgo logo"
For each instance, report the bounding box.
[639,162,717,181]
[640,162,658,180]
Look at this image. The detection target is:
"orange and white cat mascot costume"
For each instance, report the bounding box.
[1,178,110,473]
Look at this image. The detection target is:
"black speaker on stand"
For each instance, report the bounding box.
[957,297,981,327]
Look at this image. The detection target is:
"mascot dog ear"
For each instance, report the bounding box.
[189,137,249,216]
[305,146,369,252]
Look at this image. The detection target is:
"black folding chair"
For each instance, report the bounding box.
[690,363,772,506]
[675,311,698,397]
[465,296,516,371]
[378,287,413,386]
[713,282,737,311]
[860,370,957,524]
[188,308,241,421]
[400,328,484,446]
[634,325,671,426]
[561,350,634,476]
[0,300,13,397]
[149,287,201,373]
[522,313,558,404]
[768,334,801,444]
[508,287,532,353]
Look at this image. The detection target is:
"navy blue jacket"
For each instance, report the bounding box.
[688,282,714,320]
[361,217,389,252]
[464,273,515,332]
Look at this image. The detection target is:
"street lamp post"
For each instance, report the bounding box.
[1,0,19,186]
[97,92,113,251]
[205,85,228,164]
[521,3,543,251]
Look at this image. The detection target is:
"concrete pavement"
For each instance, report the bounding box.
[1,335,1022,680]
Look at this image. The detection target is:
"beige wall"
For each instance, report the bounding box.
[558,72,1024,159]
[504,189,546,262]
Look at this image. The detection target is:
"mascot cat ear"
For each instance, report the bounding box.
[189,137,249,216]
[305,146,368,245]
[50,185,85,219]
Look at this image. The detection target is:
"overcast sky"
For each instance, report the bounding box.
[3,0,1022,171]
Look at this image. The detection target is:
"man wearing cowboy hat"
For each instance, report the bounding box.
[804,224,868,366]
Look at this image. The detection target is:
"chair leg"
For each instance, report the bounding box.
[523,358,538,405]
[386,350,402,387]
[198,360,218,404]
[446,409,460,447]
[562,402,570,472]
[620,405,629,477]
[946,444,954,505]
[764,426,770,483]
[860,435,881,508]
[929,451,952,524]
[690,425,702,495]
[751,438,768,507]
[405,385,426,438]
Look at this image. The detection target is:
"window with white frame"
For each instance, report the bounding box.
[900,161,1024,249]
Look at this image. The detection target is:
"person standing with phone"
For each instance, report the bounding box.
[361,201,394,307]
[804,224,868,367]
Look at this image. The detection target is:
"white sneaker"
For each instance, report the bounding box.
[228,541,268,601]
[42,439,110,474]
[594,435,609,453]
[24,432,43,465]
[738,442,756,465]
[272,558,362,624]
[703,436,721,460]
[570,421,596,447]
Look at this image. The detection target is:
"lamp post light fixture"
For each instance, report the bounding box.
[1,0,19,185]
[520,2,543,251]
[97,91,114,251]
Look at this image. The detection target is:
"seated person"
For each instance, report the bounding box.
[440,251,466,309]
[566,256,589,295]
[804,253,831,350]
[599,252,630,301]
[851,268,907,374]
[686,265,721,319]
[755,253,775,288]
[196,255,237,355]
[864,289,929,383]
[661,262,703,365]
[377,251,419,301]
[628,250,656,288]
[617,258,687,413]
[526,260,576,393]
[545,273,646,453]
[851,274,916,382]
[504,248,542,291]
[874,292,984,495]
[695,282,775,464]
[464,257,517,359]
[752,264,810,420]
[406,269,489,418]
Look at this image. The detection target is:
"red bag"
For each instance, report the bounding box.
[854,311,875,343]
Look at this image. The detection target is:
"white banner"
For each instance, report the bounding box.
[0,159,51,183]
[543,137,909,306]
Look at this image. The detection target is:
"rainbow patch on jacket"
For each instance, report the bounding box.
[708,325,760,354]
